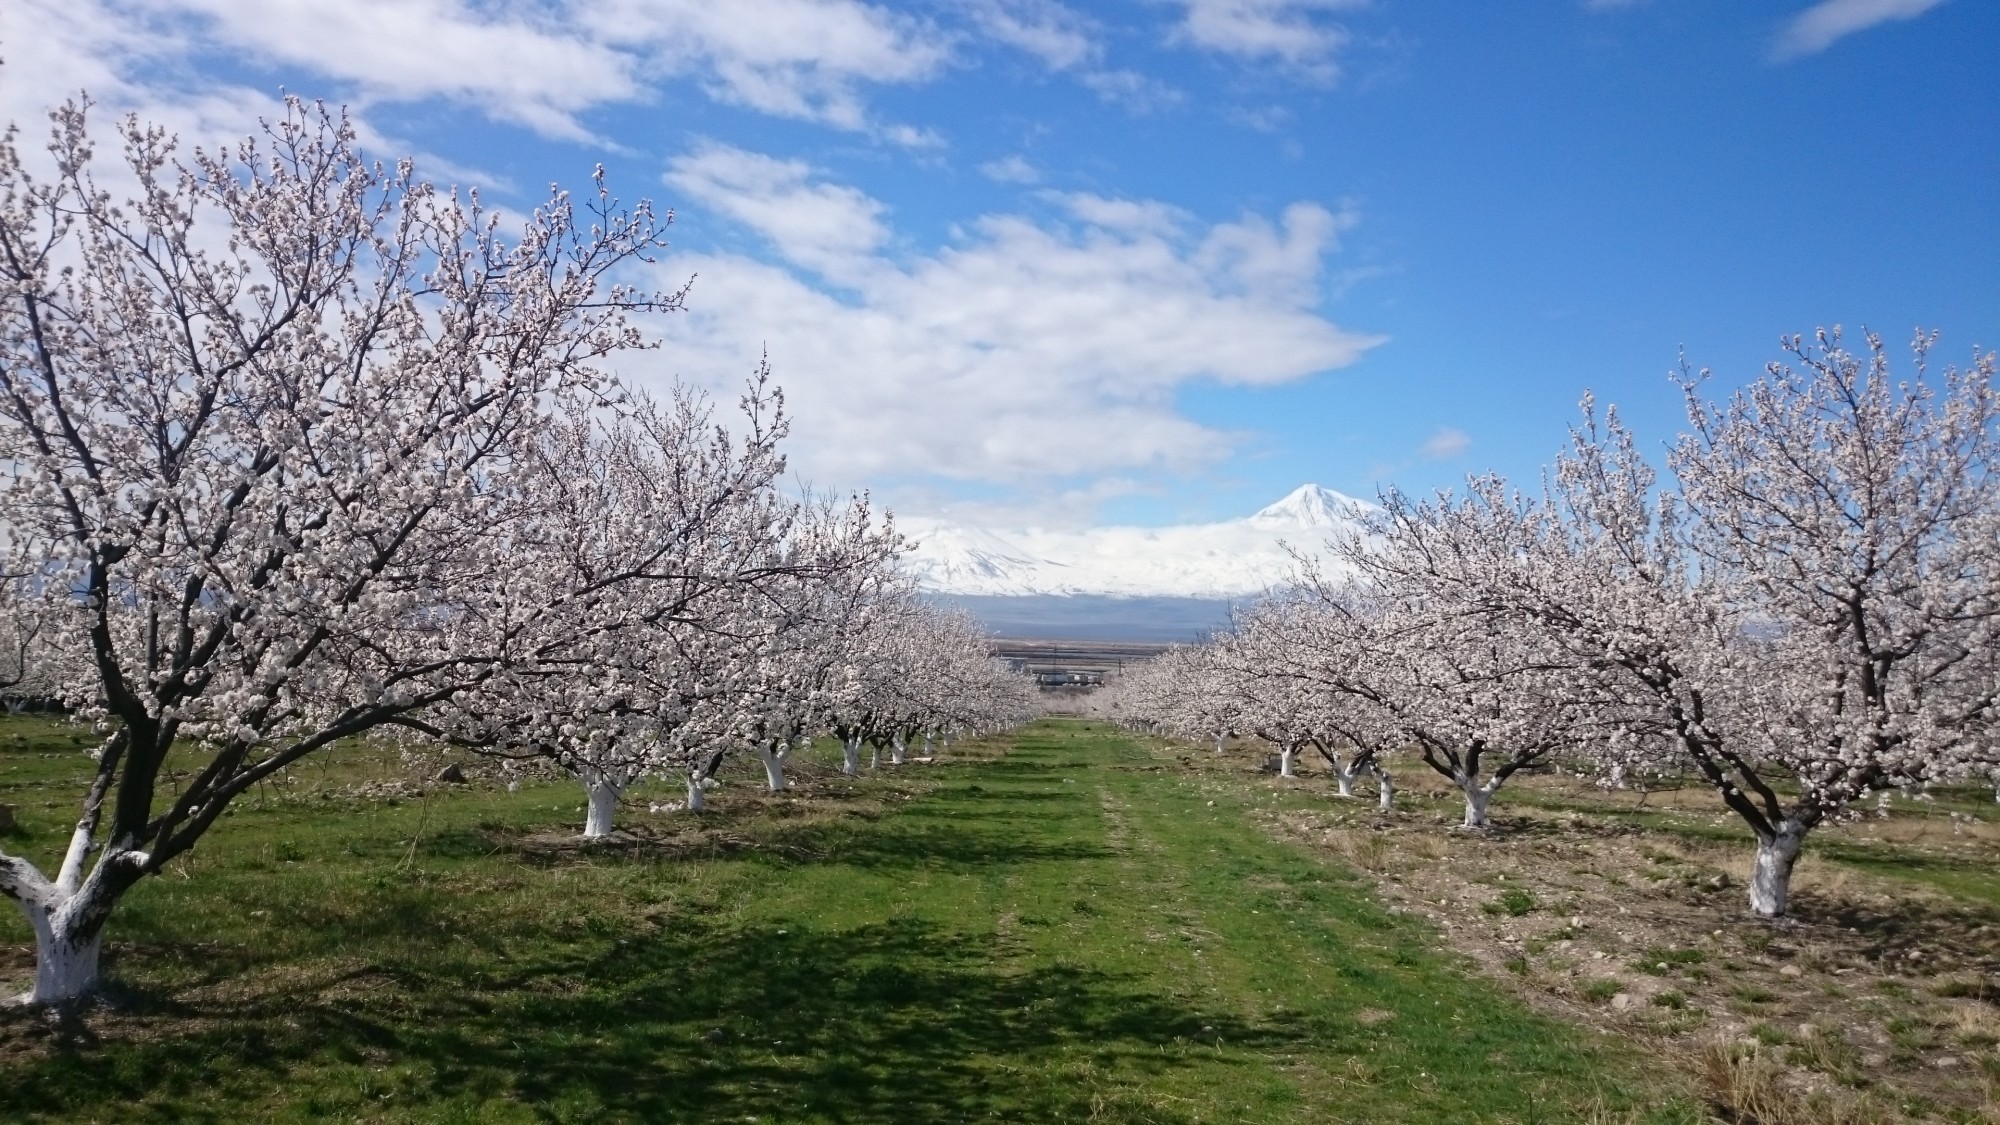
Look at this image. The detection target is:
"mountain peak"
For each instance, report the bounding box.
[1249,483,1369,527]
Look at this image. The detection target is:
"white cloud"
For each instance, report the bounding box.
[1419,427,1471,460]
[1196,200,1357,303]
[1051,192,1190,235]
[588,0,950,130]
[0,0,273,149]
[1170,0,1365,80]
[640,148,1382,488]
[968,0,1099,70]
[664,142,890,280]
[964,3,1190,117]
[162,0,640,141]
[883,123,949,149]
[888,476,1146,534]
[979,154,1042,184]
[5,0,952,146]
[1772,0,1946,60]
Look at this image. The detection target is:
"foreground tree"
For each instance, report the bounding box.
[0,101,682,1001]
[1667,332,2000,912]
[1357,332,2000,914]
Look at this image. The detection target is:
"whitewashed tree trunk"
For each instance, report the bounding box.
[54,826,96,892]
[1214,732,1226,755]
[890,734,906,765]
[1460,783,1491,829]
[841,737,862,777]
[1749,823,1807,918]
[757,743,789,791]
[19,898,104,1005]
[3,778,139,1005]
[1332,762,1358,798]
[1278,745,1298,778]
[869,743,879,770]
[684,776,707,813]
[1373,764,1395,811]
[584,780,620,838]
[921,733,933,757]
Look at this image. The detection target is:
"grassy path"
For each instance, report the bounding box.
[0,719,1680,1122]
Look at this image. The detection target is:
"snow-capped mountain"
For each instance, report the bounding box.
[1245,482,1368,528]
[896,523,1064,595]
[901,484,1372,599]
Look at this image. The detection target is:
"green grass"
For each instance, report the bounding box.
[0,717,1693,1122]
[1582,980,1622,1003]
[1816,841,2000,904]
[1484,887,1537,917]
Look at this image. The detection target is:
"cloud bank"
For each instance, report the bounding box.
[644,143,1381,490]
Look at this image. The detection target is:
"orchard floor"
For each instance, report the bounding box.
[0,717,1693,1123]
[1194,740,2000,1123]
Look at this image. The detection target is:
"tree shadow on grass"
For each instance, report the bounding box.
[1792,891,2000,976]
[0,915,1293,1123]
[434,763,1120,876]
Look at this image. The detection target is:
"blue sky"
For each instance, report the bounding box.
[3,0,1994,530]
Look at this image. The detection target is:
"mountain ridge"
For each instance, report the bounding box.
[900,484,1372,599]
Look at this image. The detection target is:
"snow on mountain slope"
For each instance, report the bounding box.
[896,521,1067,597]
[901,484,1372,599]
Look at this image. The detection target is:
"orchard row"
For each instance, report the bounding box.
[1106,329,1999,922]
[0,102,1034,1005]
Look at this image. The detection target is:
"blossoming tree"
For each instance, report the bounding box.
[0,101,682,1001]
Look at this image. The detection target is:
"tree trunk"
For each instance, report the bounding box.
[685,776,707,813]
[1748,823,1806,918]
[758,746,788,792]
[1278,746,1298,778]
[1332,763,1357,798]
[1373,763,1395,811]
[841,737,861,777]
[869,743,879,770]
[1214,733,1226,755]
[17,896,105,1005]
[1461,784,1491,829]
[583,780,619,838]
[890,734,906,766]
[921,733,933,757]
[54,825,96,892]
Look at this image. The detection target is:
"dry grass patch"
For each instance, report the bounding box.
[1156,740,2000,1123]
